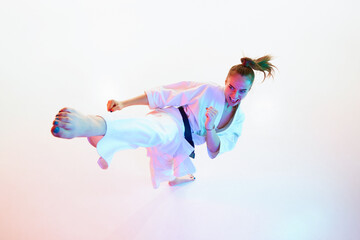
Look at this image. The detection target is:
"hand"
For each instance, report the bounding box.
[205,106,218,130]
[107,99,125,112]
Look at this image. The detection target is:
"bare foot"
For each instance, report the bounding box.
[51,107,106,139]
[169,174,196,186]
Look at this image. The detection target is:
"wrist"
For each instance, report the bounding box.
[120,100,129,108]
[205,125,215,131]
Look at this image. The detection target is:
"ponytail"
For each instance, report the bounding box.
[228,55,277,83]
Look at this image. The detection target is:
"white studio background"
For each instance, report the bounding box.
[0,0,359,239]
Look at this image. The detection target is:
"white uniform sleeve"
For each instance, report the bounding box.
[144,81,208,109]
[207,111,245,158]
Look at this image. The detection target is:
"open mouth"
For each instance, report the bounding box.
[229,96,239,104]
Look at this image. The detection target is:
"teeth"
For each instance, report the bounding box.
[230,97,238,103]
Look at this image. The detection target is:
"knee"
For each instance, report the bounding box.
[87,135,103,148]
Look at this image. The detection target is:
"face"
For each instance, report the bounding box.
[224,73,252,107]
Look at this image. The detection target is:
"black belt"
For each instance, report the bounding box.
[178,106,195,158]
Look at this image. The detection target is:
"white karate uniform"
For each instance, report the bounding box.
[96,81,245,188]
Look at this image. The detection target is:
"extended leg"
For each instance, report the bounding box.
[51,108,106,139]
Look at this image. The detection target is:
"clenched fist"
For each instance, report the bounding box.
[205,106,218,130]
[107,99,125,112]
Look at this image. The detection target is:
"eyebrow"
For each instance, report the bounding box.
[230,84,248,91]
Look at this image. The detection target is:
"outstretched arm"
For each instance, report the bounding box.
[107,93,149,112]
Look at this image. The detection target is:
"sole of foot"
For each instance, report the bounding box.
[51,107,84,139]
[51,107,104,139]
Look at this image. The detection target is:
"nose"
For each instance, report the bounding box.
[231,91,240,99]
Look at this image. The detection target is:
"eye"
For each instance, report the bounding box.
[229,85,235,90]
[240,89,247,93]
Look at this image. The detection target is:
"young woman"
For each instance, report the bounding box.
[51,55,276,188]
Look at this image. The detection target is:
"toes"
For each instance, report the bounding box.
[56,112,69,117]
[55,108,74,117]
[53,120,72,130]
[51,125,73,139]
[51,125,59,135]
[56,116,71,123]
[59,107,74,113]
[51,125,62,137]
[51,108,78,139]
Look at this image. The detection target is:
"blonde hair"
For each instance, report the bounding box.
[227,55,277,83]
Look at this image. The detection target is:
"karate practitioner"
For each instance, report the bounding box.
[51,55,276,188]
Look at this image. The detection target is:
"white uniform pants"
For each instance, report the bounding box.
[96,108,195,188]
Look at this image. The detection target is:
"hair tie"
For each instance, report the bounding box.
[241,58,249,67]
